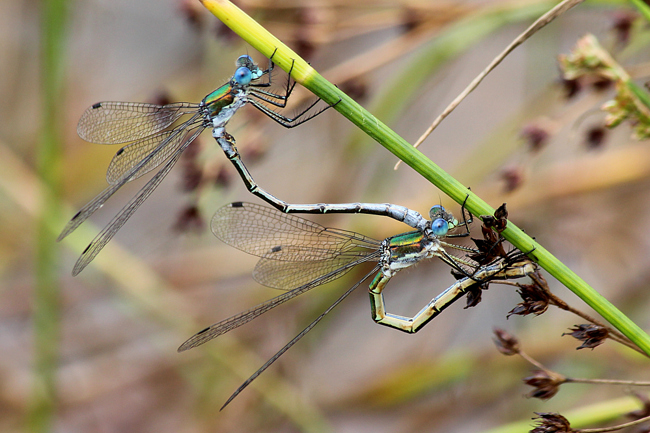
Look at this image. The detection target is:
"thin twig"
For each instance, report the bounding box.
[518,348,553,372]
[566,377,650,386]
[575,413,650,433]
[497,273,644,354]
[529,271,645,355]
[394,0,586,169]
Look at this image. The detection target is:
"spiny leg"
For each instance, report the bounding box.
[429,243,483,280]
[248,57,297,106]
[248,75,297,107]
[456,194,474,235]
[439,248,477,279]
[251,52,325,108]
[247,51,297,106]
[248,55,338,127]
[249,95,329,128]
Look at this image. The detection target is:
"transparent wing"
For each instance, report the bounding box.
[105,113,204,185]
[177,256,380,352]
[70,126,204,275]
[253,248,375,289]
[211,202,381,260]
[77,101,199,144]
[58,125,203,243]
[59,124,203,241]
[219,265,380,409]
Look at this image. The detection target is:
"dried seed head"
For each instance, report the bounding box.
[469,236,505,265]
[179,138,204,192]
[531,413,571,433]
[214,21,239,44]
[214,166,232,188]
[521,122,551,152]
[591,76,613,92]
[464,283,485,309]
[493,203,509,226]
[562,324,608,350]
[174,205,204,233]
[339,77,369,102]
[561,77,582,99]
[493,328,520,356]
[151,91,172,107]
[501,165,525,193]
[524,370,566,400]
[401,7,425,32]
[585,125,607,150]
[611,11,637,47]
[472,204,509,263]
[180,161,203,192]
[177,0,206,30]
[507,281,550,318]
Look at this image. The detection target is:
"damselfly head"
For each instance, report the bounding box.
[236,55,264,80]
[429,205,458,234]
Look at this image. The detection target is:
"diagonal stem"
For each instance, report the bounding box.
[199,0,650,356]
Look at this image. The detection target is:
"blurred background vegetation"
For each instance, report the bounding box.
[2,0,650,432]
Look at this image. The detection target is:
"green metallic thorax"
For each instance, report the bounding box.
[387,231,427,262]
[203,84,236,116]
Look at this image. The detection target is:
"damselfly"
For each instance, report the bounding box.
[59,53,328,275]
[178,202,536,408]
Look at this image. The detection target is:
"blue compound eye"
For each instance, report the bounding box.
[236,55,254,67]
[429,205,445,219]
[233,66,253,85]
[431,218,449,237]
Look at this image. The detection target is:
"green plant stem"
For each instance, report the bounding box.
[29,0,68,431]
[199,0,650,355]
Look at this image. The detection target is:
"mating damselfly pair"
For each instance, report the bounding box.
[178,201,537,408]
[61,51,537,408]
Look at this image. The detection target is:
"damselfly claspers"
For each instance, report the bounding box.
[59,53,329,275]
[178,202,536,408]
